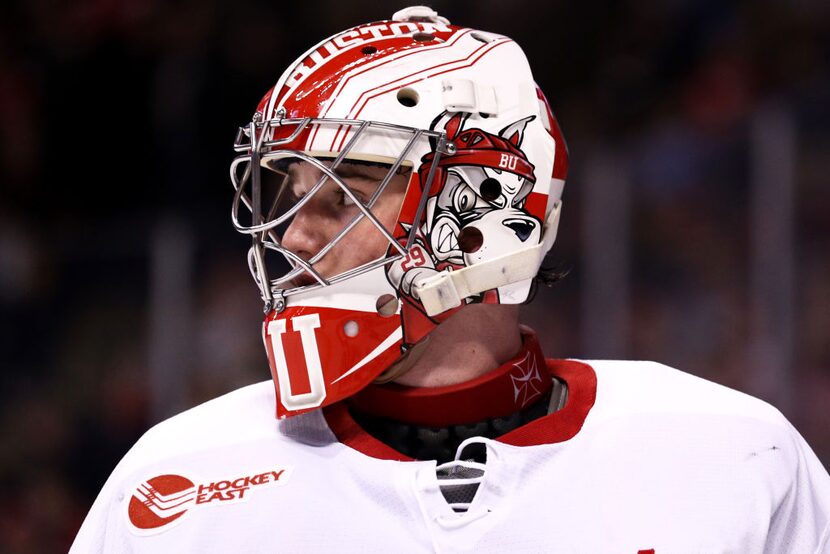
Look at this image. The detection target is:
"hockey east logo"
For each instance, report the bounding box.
[127,468,291,534]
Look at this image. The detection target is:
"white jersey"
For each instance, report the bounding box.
[72,360,830,553]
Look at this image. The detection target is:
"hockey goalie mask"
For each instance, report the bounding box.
[230,6,568,418]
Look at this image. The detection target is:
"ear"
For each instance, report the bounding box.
[499,115,536,147]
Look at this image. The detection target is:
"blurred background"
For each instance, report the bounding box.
[1,0,828,550]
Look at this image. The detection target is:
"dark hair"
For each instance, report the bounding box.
[523,260,570,303]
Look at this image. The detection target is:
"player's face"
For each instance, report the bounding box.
[279,160,410,286]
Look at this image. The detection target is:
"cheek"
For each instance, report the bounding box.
[335,219,388,269]
[344,191,405,260]
[374,192,405,229]
[314,186,406,275]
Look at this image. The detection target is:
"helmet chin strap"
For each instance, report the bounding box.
[415,201,562,317]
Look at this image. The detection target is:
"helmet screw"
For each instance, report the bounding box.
[344,320,359,337]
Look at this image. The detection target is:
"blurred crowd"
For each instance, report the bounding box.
[1,0,828,551]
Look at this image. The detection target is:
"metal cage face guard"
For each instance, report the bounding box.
[230,116,449,313]
[229,7,569,419]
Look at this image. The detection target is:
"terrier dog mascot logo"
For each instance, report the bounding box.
[387,112,540,346]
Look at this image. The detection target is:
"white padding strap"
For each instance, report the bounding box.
[416,202,562,316]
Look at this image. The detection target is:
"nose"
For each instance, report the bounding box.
[503,219,535,242]
[280,202,327,261]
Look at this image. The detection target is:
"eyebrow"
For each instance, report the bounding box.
[284,160,411,185]
[334,163,387,180]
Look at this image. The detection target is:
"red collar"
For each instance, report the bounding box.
[347,330,551,427]
[324,337,598,461]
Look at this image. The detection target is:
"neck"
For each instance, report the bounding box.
[350,327,552,427]
[393,304,523,388]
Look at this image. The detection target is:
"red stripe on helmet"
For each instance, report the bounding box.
[271,22,461,123]
[535,85,569,181]
[336,38,512,152]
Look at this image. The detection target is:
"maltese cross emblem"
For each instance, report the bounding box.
[510,351,544,406]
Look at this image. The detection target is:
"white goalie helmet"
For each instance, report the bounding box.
[230,6,569,418]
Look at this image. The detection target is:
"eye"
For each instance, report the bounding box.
[340,189,356,206]
[336,186,366,208]
[452,185,477,213]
